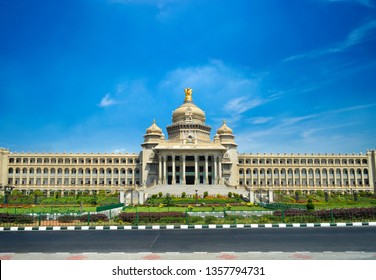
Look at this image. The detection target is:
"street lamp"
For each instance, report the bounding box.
[0,184,15,207]
[195,189,198,205]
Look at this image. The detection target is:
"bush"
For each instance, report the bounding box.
[0,213,35,224]
[228,192,233,198]
[316,190,324,197]
[203,191,209,198]
[79,213,109,223]
[204,216,217,224]
[181,192,186,198]
[58,215,77,223]
[118,212,185,223]
[158,192,163,198]
[306,199,315,210]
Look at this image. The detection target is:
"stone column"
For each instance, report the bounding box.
[194,155,198,184]
[158,156,162,184]
[163,155,167,185]
[119,190,125,203]
[214,155,217,185]
[138,191,144,204]
[182,155,186,185]
[249,190,254,203]
[268,190,274,203]
[218,156,222,183]
[205,155,209,184]
[172,155,176,185]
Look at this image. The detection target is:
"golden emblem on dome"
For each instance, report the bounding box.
[184,88,193,102]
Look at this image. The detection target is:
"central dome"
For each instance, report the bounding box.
[172,88,206,123]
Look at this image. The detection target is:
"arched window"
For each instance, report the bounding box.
[8,168,14,174]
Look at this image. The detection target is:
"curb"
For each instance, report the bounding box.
[1,222,376,231]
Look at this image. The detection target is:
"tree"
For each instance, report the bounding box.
[33,190,44,205]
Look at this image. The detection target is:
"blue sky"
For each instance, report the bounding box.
[0,0,376,154]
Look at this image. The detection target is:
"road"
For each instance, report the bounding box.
[1,227,375,254]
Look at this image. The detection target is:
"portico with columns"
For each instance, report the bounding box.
[155,149,226,186]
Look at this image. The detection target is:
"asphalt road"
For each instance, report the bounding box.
[0,227,375,253]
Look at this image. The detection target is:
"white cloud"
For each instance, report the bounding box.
[284,19,376,62]
[224,97,264,114]
[249,117,274,124]
[235,103,374,153]
[98,93,117,108]
[159,59,278,130]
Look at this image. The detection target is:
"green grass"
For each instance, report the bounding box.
[123,205,266,213]
[275,194,376,209]
[0,205,97,214]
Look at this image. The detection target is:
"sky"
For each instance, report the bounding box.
[0,0,376,155]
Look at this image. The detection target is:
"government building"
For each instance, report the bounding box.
[1,88,375,203]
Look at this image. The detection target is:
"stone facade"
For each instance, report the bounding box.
[0,88,375,196]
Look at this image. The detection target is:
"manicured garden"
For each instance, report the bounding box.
[1,190,375,227]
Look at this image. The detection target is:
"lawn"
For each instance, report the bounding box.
[0,205,97,214]
[123,205,266,213]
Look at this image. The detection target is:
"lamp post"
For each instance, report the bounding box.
[0,184,15,207]
[195,189,198,205]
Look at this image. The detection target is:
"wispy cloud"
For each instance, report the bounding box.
[284,19,376,62]
[236,103,375,153]
[249,117,274,124]
[98,93,118,108]
[159,60,281,129]
[224,97,264,114]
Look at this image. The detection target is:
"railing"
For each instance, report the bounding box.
[1,207,375,228]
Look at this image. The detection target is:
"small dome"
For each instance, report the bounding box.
[172,88,206,123]
[217,120,233,135]
[146,119,162,134]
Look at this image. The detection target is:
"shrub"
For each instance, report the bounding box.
[306,200,315,211]
[163,193,174,206]
[228,192,233,198]
[204,216,217,224]
[79,213,109,223]
[158,192,163,198]
[316,190,324,197]
[203,191,209,198]
[58,215,77,223]
[188,205,194,211]
[226,204,232,210]
[118,212,185,223]
[181,192,186,198]
[0,213,35,224]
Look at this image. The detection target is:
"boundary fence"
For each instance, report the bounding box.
[1,207,375,227]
